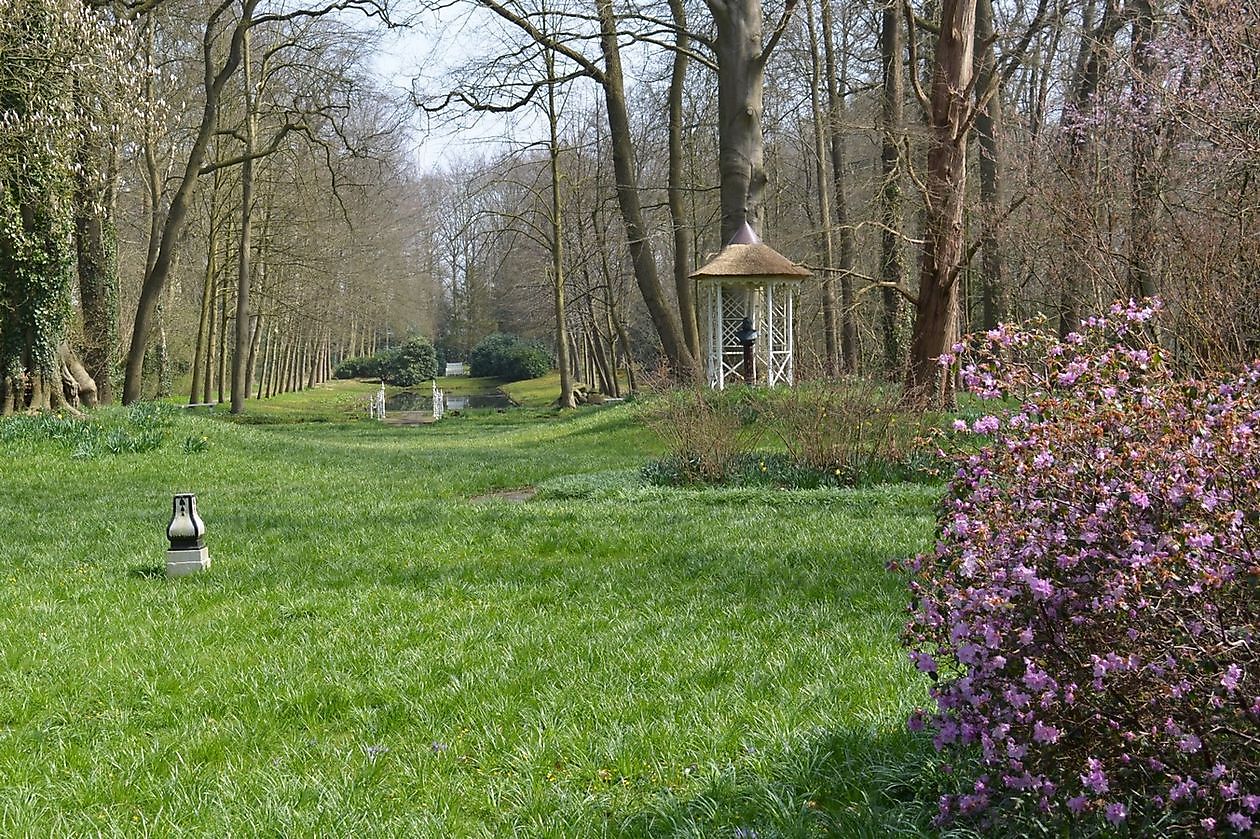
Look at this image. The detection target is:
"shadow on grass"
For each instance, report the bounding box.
[609,726,960,839]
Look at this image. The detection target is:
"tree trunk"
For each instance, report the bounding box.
[546,43,576,409]
[256,324,271,400]
[821,0,856,370]
[1128,0,1159,303]
[217,276,228,404]
[1057,0,1126,336]
[231,25,256,414]
[906,0,976,407]
[74,138,118,405]
[878,0,904,375]
[668,0,700,359]
[153,295,173,399]
[707,0,778,243]
[975,0,1006,329]
[806,0,839,376]
[190,189,221,404]
[594,0,695,375]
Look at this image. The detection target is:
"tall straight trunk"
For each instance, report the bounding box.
[190,185,221,404]
[592,328,616,394]
[203,269,217,404]
[216,279,228,403]
[266,332,281,397]
[706,0,780,243]
[231,25,256,414]
[906,0,977,406]
[74,129,116,406]
[245,314,263,398]
[594,208,632,395]
[879,0,904,374]
[1128,0,1158,303]
[292,334,303,392]
[155,305,171,398]
[279,331,291,395]
[256,325,270,399]
[275,335,287,395]
[805,0,839,375]
[821,0,856,370]
[975,0,1006,329]
[667,0,700,358]
[124,1,258,403]
[306,336,318,389]
[603,309,622,397]
[594,0,695,374]
[546,42,575,409]
[286,335,297,393]
[262,332,272,398]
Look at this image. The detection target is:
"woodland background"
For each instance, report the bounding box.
[1,0,1255,414]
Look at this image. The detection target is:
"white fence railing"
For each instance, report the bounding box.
[369,382,386,420]
[432,379,445,421]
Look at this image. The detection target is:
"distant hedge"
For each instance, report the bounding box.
[334,336,438,386]
[467,334,550,382]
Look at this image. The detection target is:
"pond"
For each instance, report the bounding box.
[384,391,514,412]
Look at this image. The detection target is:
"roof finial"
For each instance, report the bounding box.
[727,222,760,246]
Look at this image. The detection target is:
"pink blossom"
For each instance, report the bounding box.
[1105,802,1128,825]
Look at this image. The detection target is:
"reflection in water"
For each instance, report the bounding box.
[384,391,513,412]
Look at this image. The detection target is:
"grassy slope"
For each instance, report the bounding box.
[500,372,565,408]
[0,404,942,837]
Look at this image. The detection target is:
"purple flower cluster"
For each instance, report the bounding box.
[900,300,1259,831]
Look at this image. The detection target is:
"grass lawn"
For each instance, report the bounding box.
[0,399,944,837]
[500,372,562,408]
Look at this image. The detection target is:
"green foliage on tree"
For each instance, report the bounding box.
[0,0,79,411]
[335,336,438,386]
[381,336,438,386]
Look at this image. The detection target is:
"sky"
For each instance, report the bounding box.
[364,7,558,171]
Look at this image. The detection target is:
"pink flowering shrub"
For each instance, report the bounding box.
[901,300,1259,833]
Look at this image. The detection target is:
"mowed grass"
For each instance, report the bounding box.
[0,402,944,837]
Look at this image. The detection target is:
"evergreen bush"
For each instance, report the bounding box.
[468,334,551,382]
[380,337,437,386]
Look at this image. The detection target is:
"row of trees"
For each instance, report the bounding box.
[1,0,437,416]
[2,0,1255,415]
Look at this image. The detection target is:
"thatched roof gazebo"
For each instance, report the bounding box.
[691,223,811,389]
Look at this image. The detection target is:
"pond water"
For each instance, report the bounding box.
[384,391,513,412]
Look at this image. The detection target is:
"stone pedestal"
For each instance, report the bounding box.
[166,546,211,577]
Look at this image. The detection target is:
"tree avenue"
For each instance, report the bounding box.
[0,0,1255,414]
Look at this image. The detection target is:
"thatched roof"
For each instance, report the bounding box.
[690,223,812,281]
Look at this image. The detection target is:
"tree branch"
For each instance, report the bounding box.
[903,0,932,115]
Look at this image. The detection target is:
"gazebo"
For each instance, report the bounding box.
[691,223,812,389]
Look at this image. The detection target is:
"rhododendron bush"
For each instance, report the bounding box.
[901,301,1258,833]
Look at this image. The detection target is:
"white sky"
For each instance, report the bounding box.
[366,8,558,172]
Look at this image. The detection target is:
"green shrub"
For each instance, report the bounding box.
[762,380,935,478]
[637,381,939,489]
[380,337,437,386]
[635,386,763,483]
[336,337,438,385]
[503,344,550,381]
[334,355,378,379]
[468,333,551,381]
